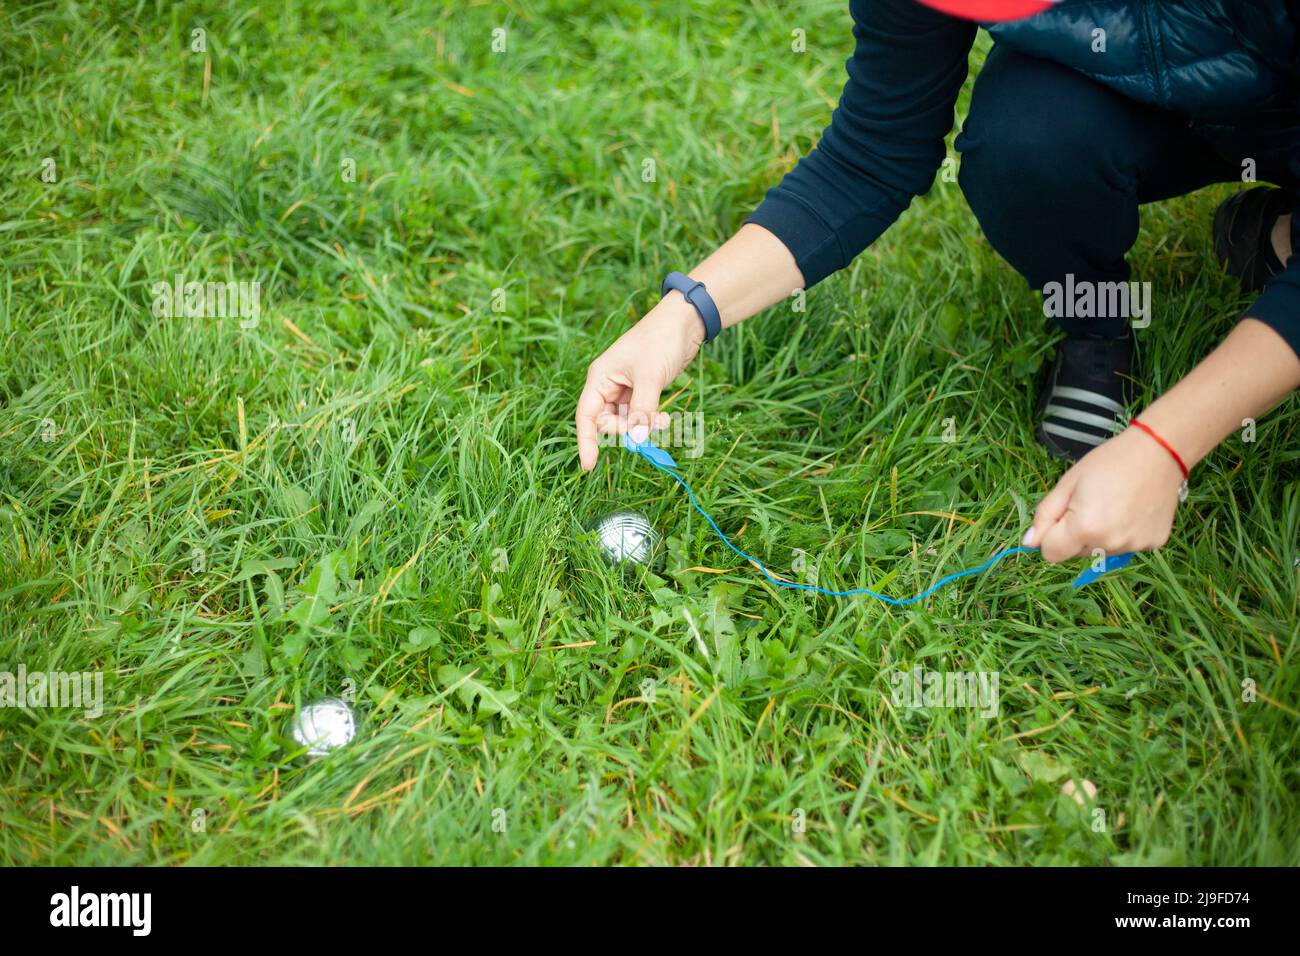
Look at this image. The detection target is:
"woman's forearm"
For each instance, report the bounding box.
[1136,318,1300,468]
[673,223,806,330]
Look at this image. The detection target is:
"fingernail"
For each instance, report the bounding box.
[630,424,649,443]
[1022,526,1037,547]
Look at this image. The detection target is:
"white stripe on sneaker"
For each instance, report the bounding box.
[1042,421,1107,446]
[1043,403,1119,432]
[1049,386,1124,415]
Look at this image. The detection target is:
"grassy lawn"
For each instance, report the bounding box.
[1,0,1297,866]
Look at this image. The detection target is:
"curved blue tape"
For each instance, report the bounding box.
[622,436,1132,599]
[623,437,1041,603]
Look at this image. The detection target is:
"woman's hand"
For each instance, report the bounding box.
[575,298,705,471]
[572,224,806,471]
[1025,319,1300,562]
[1025,426,1184,562]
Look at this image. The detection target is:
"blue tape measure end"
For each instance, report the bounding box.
[622,432,679,469]
[1071,550,1135,589]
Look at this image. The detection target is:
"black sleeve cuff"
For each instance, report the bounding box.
[744,188,899,289]
[1243,260,1300,359]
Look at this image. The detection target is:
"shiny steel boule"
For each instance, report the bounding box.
[289,697,357,756]
[591,510,661,567]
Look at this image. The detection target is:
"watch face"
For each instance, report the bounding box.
[912,0,1056,21]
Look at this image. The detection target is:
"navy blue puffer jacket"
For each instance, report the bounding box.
[988,0,1300,120]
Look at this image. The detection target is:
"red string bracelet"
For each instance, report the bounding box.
[1129,419,1190,501]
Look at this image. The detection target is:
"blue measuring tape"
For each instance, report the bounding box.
[621,433,1133,599]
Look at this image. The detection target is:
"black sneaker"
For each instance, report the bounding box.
[1034,330,1136,462]
[1213,186,1289,293]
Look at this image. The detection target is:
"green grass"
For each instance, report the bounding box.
[1,0,1297,866]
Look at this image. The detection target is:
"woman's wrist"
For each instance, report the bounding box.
[651,293,707,350]
[1123,418,1191,499]
[1129,402,1213,471]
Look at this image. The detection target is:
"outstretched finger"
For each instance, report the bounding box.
[576,380,610,471]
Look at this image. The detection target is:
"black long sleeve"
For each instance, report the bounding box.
[745,0,977,286]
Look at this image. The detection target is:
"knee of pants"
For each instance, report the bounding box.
[961,107,1149,292]
[957,112,1107,236]
[956,138,1075,285]
[955,51,1143,276]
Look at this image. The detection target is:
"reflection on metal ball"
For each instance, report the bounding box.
[590,510,662,567]
[289,697,357,756]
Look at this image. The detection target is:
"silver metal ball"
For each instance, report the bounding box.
[591,510,662,567]
[289,697,357,756]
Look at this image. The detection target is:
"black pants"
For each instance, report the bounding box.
[955,44,1300,337]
